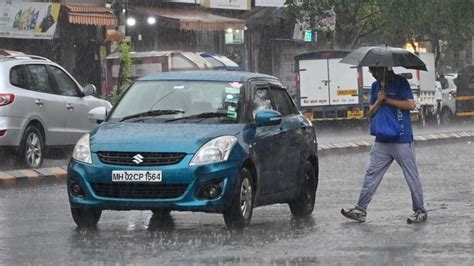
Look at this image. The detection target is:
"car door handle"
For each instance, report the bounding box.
[66,104,74,111]
[35,99,43,106]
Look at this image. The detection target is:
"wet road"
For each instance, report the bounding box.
[1,141,473,264]
[1,120,474,171]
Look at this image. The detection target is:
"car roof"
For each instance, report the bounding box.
[138,70,279,83]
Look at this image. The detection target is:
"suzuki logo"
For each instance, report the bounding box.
[132,154,144,165]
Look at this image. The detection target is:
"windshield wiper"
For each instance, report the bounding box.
[119,109,185,122]
[165,112,228,122]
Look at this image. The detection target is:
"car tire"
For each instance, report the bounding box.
[223,167,254,229]
[289,160,317,217]
[441,108,454,124]
[71,207,102,228]
[18,125,44,169]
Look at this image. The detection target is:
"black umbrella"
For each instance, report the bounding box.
[340,46,427,71]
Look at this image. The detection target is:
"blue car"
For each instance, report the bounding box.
[68,71,319,229]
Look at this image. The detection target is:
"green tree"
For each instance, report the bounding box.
[118,41,132,95]
[285,0,382,49]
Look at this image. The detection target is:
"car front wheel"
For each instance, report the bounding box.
[289,160,317,217]
[441,108,454,124]
[19,125,44,168]
[71,207,102,228]
[223,167,254,229]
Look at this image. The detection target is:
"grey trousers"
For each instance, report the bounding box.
[356,142,425,213]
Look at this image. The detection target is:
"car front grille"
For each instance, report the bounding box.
[91,183,188,199]
[97,151,186,166]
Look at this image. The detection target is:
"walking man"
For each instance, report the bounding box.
[341,66,427,224]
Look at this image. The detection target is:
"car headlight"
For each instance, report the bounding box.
[190,136,238,165]
[72,133,92,164]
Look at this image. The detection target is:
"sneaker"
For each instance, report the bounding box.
[407,210,427,224]
[341,208,366,222]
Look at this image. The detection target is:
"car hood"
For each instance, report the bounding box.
[90,122,245,153]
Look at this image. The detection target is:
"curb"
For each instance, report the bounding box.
[1,130,474,188]
[317,130,474,156]
[0,166,67,187]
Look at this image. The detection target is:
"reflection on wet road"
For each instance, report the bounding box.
[1,141,473,264]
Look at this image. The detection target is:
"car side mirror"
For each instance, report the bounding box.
[83,84,96,96]
[400,73,413,80]
[255,109,281,126]
[88,106,107,124]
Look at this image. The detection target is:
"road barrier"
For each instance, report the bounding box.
[1,131,474,187]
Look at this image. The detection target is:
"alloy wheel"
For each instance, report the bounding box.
[240,177,252,219]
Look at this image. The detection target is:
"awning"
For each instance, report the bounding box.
[63,4,117,27]
[130,6,245,31]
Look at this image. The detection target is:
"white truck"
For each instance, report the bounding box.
[295,50,374,121]
[295,50,438,125]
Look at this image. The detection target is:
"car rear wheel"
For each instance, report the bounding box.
[19,125,44,169]
[71,207,102,228]
[223,167,253,229]
[289,161,317,217]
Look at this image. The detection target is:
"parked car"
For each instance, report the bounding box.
[439,73,457,124]
[197,51,241,71]
[67,71,319,229]
[0,54,112,168]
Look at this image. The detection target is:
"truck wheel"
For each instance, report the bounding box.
[71,207,102,228]
[18,125,44,169]
[223,167,254,229]
[289,161,317,217]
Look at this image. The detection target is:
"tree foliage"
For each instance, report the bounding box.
[286,0,474,68]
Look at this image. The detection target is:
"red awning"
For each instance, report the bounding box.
[130,6,245,31]
[63,4,117,27]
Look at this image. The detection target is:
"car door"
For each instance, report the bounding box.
[24,64,66,146]
[250,84,285,196]
[269,86,307,192]
[47,65,98,145]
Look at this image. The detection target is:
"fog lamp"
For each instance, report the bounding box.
[71,182,83,197]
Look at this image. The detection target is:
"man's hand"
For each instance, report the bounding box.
[377,90,386,102]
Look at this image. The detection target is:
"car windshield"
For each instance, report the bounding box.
[109,80,242,123]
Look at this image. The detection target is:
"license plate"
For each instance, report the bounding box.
[112,170,162,182]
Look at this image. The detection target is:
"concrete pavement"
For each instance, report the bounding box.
[1,130,474,187]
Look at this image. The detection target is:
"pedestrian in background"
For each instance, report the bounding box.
[341,66,427,224]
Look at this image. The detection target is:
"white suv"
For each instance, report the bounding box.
[0,54,112,168]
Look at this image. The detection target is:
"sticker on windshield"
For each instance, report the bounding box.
[227,110,237,118]
[225,94,238,102]
[228,82,243,89]
[225,87,240,94]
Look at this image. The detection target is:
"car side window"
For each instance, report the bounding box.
[10,65,26,88]
[252,87,273,119]
[270,88,292,116]
[48,65,80,97]
[25,64,55,94]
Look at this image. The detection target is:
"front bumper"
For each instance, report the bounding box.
[67,153,241,213]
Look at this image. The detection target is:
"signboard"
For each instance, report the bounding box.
[255,0,285,7]
[0,1,60,40]
[201,0,251,10]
